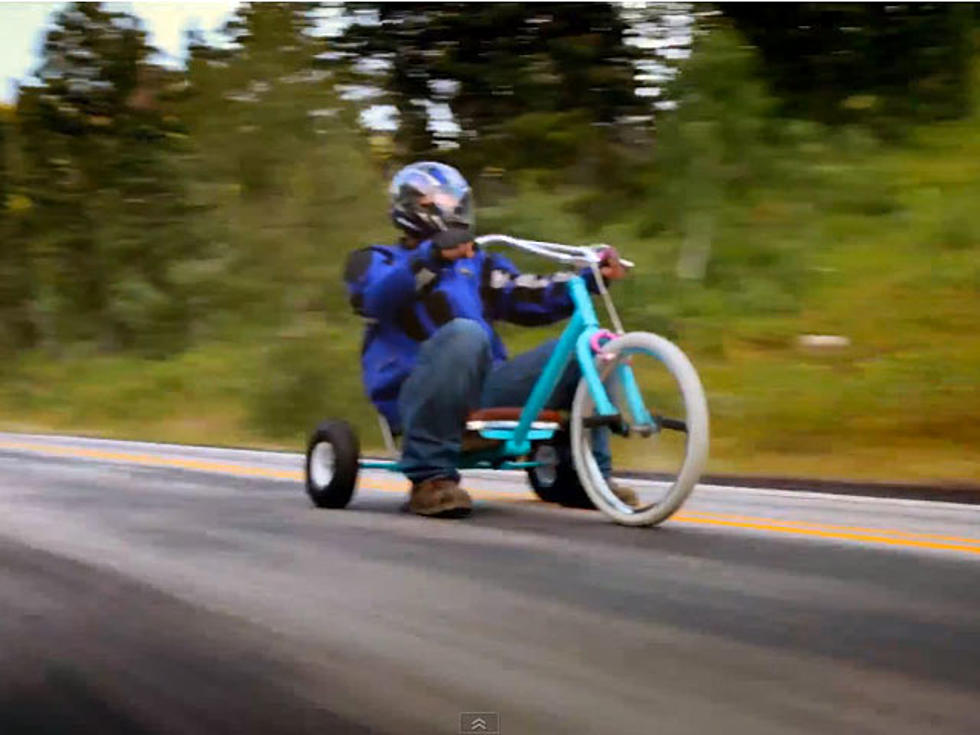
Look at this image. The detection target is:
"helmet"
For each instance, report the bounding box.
[389,161,474,237]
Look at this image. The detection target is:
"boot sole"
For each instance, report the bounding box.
[409,500,473,518]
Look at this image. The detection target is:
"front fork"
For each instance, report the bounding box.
[577,329,657,436]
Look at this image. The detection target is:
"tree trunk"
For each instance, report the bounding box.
[676,210,714,280]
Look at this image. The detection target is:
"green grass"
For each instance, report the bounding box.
[2,111,979,485]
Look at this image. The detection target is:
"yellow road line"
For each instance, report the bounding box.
[671,516,980,555]
[676,510,980,547]
[0,440,301,480]
[0,440,530,502]
[3,439,978,553]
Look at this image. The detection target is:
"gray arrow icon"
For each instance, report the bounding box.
[461,712,498,734]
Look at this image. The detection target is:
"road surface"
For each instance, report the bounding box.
[0,431,978,734]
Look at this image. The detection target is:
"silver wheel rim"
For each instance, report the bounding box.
[570,332,709,526]
[532,445,559,487]
[310,442,335,488]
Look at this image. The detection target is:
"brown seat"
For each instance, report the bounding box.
[466,407,563,424]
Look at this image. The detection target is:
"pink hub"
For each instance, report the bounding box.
[590,329,632,365]
[589,329,617,353]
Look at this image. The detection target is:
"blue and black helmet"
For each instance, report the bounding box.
[389,161,474,238]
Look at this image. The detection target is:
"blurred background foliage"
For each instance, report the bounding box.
[1,2,978,482]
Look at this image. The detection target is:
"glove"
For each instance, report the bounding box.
[431,226,475,252]
[597,245,627,281]
[597,245,618,266]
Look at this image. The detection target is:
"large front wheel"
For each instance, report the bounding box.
[570,332,709,526]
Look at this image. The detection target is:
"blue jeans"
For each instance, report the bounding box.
[398,319,612,483]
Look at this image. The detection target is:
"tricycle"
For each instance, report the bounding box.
[304,234,709,526]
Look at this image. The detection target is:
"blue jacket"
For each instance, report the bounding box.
[343,239,598,429]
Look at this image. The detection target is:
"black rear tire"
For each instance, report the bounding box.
[305,420,360,509]
[526,434,595,509]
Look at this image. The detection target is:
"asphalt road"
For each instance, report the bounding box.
[0,431,978,735]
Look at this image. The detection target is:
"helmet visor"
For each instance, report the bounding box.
[423,189,473,230]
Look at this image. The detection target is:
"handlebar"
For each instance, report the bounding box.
[474,234,635,269]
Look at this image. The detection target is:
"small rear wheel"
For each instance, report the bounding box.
[305,420,360,509]
[526,435,594,509]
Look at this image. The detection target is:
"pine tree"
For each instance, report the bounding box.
[723,4,976,129]
[0,109,7,204]
[339,2,644,175]
[180,2,385,325]
[653,21,773,280]
[16,2,208,354]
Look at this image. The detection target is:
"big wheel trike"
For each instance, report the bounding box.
[304,234,709,526]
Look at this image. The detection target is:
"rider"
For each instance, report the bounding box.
[343,161,638,517]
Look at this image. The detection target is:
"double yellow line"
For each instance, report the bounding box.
[2,439,979,555]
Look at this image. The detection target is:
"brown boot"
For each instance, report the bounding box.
[607,479,640,508]
[409,477,473,518]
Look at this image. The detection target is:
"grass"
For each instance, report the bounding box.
[2,110,979,485]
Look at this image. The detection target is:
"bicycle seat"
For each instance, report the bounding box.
[465,407,563,431]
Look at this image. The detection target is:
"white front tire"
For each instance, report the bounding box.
[570,331,709,526]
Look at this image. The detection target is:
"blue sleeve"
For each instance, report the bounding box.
[343,242,441,320]
[482,253,598,326]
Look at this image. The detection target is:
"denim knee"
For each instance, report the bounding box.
[429,318,491,355]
